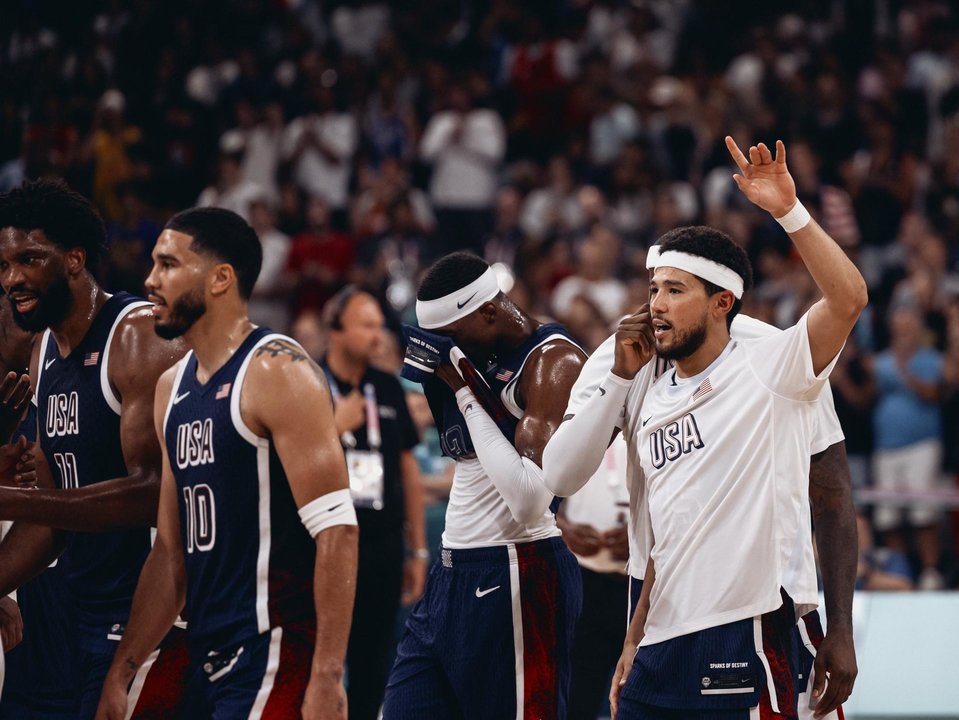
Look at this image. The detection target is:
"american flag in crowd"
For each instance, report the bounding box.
[692,378,712,401]
[494,369,513,382]
[215,383,231,400]
[83,352,100,366]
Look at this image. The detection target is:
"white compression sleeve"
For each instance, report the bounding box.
[455,388,553,525]
[542,371,632,497]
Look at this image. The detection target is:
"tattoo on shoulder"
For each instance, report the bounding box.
[254,339,308,363]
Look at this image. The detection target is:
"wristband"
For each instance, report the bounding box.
[410,548,430,560]
[775,200,811,233]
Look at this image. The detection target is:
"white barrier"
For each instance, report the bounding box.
[837,592,959,718]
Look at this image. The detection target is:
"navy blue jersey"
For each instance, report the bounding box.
[34,292,153,648]
[163,329,315,654]
[1,404,80,716]
[424,323,580,460]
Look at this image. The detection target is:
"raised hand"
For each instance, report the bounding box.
[725,136,797,218]
[612,304,654,380]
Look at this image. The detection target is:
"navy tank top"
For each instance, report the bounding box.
[164,328,315,654]
[34,292,153,649]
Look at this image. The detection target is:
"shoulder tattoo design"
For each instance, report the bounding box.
[254,339,308,363]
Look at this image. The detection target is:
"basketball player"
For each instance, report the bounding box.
[96,207,358,719]
[547,310,858,719]
[383,252,586,719]
[551,138,867,719]
[0,180,189,719]
[0,284,81,718]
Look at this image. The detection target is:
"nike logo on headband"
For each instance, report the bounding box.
[456,292,478,309]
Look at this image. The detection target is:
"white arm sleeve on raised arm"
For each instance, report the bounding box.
[542,371,632,497]
[455,388,553,525]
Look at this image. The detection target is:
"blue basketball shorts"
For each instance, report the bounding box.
[383,537,582,719]
[618,590,801,720]
[180,623,316,720]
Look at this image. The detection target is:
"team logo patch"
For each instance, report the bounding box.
[700,660,755,695]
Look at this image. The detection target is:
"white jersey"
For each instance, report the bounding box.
[635,312,836,644]
[565,313,843,608]
[441,332,569,548]
[442,458,560,548]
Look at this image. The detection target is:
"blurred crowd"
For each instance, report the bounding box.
[2,0,959,587]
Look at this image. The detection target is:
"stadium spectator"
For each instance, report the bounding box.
[196,131,264,222]
[872,304,946,589]
[285,195,355,317]
[856,514,914,591]
[282,83,358,220]
[248,194,292,331]
[419,81,505,255]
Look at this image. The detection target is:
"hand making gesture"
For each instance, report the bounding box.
[725,136,798,219]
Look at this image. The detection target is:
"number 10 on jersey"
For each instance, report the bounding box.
[182,483,217,553]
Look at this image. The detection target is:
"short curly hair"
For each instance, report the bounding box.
[417,251,490,301]
[654,226,754,326]
[0,179,107,268]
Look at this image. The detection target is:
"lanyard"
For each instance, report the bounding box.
[322,364,381,450]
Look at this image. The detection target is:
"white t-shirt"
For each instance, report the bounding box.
[635,313,836,644]
[420,109,505,209]
[551,275,627,324]
[564,314,843,623]
[282,113,358,209]
[196,179,265,222]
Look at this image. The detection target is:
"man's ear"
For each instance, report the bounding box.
[479,301,498,324]
[714,290,734,318]
[64,247,87,277]
[209,263,236,297]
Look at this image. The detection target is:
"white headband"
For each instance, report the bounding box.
[646,245,744,299]
[416,266,501,329]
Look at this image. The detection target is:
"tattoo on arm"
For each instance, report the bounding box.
[254,339,309,363]
[255,339,332,400]
[125,657,138,672]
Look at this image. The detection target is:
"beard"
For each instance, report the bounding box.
[655,316,708,362]
[154,287,207,339]
[8,274,73,332]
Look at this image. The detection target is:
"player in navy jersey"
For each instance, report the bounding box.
[0,180,189,719]
[0,287,81,718]
[384,252,587,719]
[97,207,358,720]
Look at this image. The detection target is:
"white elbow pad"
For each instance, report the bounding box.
[298,488,357,538]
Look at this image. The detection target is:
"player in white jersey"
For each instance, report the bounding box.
[547,314,858,719]
[383,252,587,719]
[547,137,867,719]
